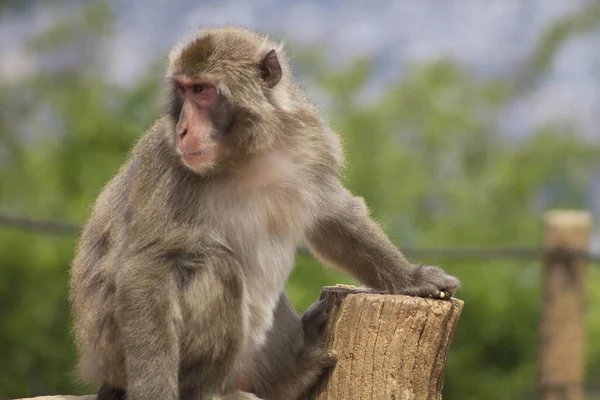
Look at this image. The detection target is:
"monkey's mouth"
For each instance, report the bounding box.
[180,149,214,169]
[183,150,209,157]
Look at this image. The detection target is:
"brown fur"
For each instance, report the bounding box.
[70,26,458,400]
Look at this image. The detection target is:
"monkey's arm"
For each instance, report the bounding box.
[115,250,181,400]
[305,181,459,298]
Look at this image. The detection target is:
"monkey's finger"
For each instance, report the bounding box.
[305,300,329,326]
[315,310,329,327]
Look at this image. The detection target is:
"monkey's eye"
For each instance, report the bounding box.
[192,84,205,93]
[177,85,186,94]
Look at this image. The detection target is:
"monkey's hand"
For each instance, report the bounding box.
[395,264,460,300]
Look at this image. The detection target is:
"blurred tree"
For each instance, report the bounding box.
[289,3,600,399]
[0,0,41,14]
[0,1,163,396]
[0,1,599,399]
[288,58,600,400]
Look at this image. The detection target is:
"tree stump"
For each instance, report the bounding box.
[308,285,464,400]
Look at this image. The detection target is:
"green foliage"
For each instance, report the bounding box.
[0,3,162,396]
[292,54,600,400]
[1,2,599,399]
[0,233,78,395]
[515,1,600,94]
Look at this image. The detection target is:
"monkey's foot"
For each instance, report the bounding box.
[301,299,329,345]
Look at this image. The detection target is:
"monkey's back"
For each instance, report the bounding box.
[69,120,173,386]
[69,155,138,386]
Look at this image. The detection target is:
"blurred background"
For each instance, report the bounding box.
[1,0,600,399]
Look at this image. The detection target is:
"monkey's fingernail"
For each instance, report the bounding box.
[326,350,338,361]
[439,291,446,299]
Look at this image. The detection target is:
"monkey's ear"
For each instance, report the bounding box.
[259,49,282,88]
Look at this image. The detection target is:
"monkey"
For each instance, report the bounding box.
[69,26,459,400]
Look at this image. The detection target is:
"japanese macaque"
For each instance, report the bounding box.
[70,26,459,400]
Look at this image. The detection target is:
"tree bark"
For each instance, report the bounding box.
[308,285,464,400]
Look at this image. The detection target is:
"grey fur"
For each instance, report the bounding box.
[70,26,459,400]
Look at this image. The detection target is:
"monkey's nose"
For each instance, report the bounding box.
[177,129,188,147]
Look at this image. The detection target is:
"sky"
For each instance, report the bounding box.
[1,0,599,140]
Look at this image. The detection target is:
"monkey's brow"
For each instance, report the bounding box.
[171,73,218,83]
[167,76,202,85]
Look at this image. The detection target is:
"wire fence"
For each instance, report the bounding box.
[1,213,599,264]
[0,214,80,236]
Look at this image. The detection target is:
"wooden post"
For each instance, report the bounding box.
[538,210,591,400]
[309,285,464,400]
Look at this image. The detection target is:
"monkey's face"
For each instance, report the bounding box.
[166,30,285,176]
[170,77,233,174]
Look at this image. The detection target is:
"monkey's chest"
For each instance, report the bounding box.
[207,171,313,358]
[224,198,306,361]
[243,237,295,348]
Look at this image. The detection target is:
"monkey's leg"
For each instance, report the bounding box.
[306,182,459,298]
[245,294,336,400]
[176,250,266,400]
[97,383,125,400]
[116,242,253,400]
[114,255,182,400]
